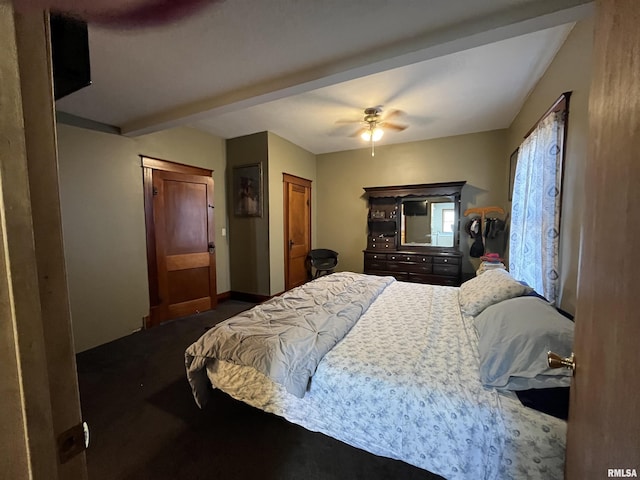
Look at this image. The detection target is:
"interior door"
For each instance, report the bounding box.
[148,167,217,325]
[565,0,640,477]
[284,174,311,290]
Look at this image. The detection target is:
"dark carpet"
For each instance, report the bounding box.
[76,300,443,480]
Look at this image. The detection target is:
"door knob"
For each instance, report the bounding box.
[289,239,294,250]
[547,351,575,373]
[208,243,215,253]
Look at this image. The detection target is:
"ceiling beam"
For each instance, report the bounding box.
[121,0,594,137]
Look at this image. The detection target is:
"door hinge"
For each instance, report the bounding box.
[152,187,158,196]
[57,422,89,464]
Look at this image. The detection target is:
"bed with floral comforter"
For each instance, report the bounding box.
[186,273,566,480]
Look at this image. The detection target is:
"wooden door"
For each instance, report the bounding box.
[565,0,640,477]
[143,158,217,326]
[284,174,311,290]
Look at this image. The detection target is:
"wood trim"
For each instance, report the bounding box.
[217,291,232,303]
[229,291,272,303]
[206,175,218,309]
[166,253,210,271]
[364,181,466,198]
[143,166,160,308]
[283,173,312,187]
[151,171,169,326]
[141,155,212,177]
[523,91,571,139]
[146,305,161,329]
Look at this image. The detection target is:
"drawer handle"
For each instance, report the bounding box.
[373,255,378,259]
[443,259,448,263]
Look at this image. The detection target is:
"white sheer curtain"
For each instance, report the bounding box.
[509,111,565,304]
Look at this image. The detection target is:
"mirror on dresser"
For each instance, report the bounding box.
[363,181,466,286]
[401,196,456,248]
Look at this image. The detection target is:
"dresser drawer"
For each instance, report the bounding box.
[368,236,396,250]
[392,254,428,263]
[409,273,460,286]
[406,263,433,274]
[435,276,460,286]
[385,262,405,272]
[368,240,395,250]
[364,253,387,261]
[433,256,460,265]
[433,263,460,276]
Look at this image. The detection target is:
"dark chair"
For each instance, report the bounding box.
[306,249,339,279]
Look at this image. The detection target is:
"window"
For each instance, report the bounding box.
[442,209,454,233]
[509,93,570,305]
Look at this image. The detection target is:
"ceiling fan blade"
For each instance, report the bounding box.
[380,122,408,132]
[381,109,406,122]
[349,127,367,138]
[335,118,362,124]
[329,124,361,137]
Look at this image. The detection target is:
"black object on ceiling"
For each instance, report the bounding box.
[50,13,91,100]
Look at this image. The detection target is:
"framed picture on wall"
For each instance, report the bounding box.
[509,147,519,201]
[233,163,262,217]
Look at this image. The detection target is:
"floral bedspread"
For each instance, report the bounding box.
[203,280,567,479]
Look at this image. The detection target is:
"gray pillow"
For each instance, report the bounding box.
[474,296,574,390]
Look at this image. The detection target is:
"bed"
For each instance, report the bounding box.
[185,271,572,480]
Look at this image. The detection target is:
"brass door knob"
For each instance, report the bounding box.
[547,351,576,373]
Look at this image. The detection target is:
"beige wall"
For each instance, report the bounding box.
[57,124,228,352]
[226,132,271,295]
[316,130,508,277]
[225,132,317,296]
[267,133,317,295]
[315,18,593,312]
[507,18,593,314]
[56,18,593,352]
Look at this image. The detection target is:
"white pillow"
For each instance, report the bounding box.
[458,269,532,317]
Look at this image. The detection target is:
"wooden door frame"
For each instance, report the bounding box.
[283,173,312,291]
[141,156,214,328]
[1,7,87,479]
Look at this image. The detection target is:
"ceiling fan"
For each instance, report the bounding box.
[340,107,408,156]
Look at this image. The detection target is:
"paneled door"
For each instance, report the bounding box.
[143,157,217,327]
[284,174,311,291]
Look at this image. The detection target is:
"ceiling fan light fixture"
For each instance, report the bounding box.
[361,127,384,142]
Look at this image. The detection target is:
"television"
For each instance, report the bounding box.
[50,14,91,100]
[403,200,428,216]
